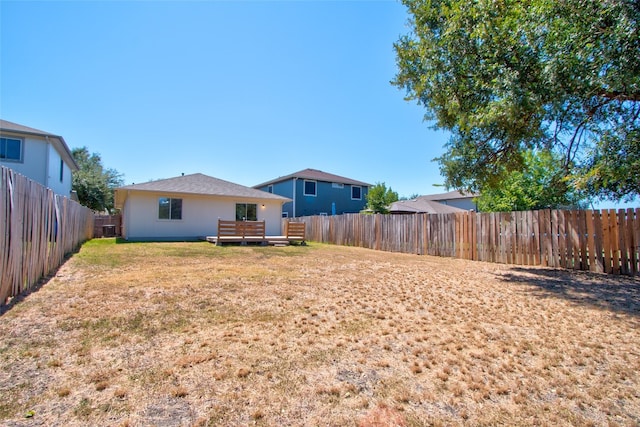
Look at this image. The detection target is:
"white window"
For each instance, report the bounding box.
[236,203,257,221]
[0,137,22,162]
[351,185,362,200]
[332,182,344,189]
[282,211,289,218]
[159,197,182,220]
[267,185,274,193]
[304,180,317,196]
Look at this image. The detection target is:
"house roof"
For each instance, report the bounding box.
[420,190,478,201]
[254,168,371,188]
[388,198,467,214]
[115,173,290,208]
[0,119,79,171]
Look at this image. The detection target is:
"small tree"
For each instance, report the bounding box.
[72,147,124,212]
[477,150,588,212]
[366,182,399,214]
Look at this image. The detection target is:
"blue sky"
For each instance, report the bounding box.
[1,0,448,199]
[1,0,635,208]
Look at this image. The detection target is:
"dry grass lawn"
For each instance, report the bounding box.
[1,239,639,426]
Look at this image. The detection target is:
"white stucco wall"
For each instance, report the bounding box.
[122,191,285,241]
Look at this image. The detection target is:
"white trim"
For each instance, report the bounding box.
[351,185,362,200]
[303,179,317,196]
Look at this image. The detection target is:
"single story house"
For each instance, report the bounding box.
[114,173,290,241]
[389,191,479,214]
[0,119,78,199]
[253,168,371,217]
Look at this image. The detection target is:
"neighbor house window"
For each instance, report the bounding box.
[59,159,64,182]
[159,197,182,220]
[267,185,273,193]
[282,212,289,218]
[332,182,344,189]
[304,180,317,196]
[351,185,362,200]
[236,203,257,221]
[0,137,22,162]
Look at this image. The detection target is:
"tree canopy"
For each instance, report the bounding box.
[476,149,588,212]
[366,182,399,214]
[393,0,640,201]
[72,147,123,212]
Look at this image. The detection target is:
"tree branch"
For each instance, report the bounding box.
[597,91,640,103]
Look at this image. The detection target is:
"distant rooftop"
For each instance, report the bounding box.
[388,198,467,214]
[254,168,371,188]
[419,190,478,201]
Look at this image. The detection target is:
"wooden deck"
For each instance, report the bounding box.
[205,235,302,246]
[206,219,307,246]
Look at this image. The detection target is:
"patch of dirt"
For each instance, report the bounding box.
[0,241,638,426]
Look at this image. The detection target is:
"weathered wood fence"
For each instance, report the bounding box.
[94,214,122,238]
[296,209,640,275]
[1,167,94,304]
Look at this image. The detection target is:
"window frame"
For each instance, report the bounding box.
[236,203,258,221]
[267,185,274,194]
[303,179,317,196]
[0,137,23,162]
[351,185,362,200]
[158,197,183,220]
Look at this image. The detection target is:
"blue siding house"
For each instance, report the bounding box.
[254,169,371,218]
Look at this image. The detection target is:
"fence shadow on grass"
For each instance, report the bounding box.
[499,267,640,317]
[0,264,63,317]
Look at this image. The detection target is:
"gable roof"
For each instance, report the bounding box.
[254,168,371,188]
[0,119,79,171]
[388,198,467,214]
[115,173,290,208]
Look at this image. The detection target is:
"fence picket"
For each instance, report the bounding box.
[292,205,639,276]
[1,167,93,304]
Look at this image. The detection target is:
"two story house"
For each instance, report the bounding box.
[0,119,78,198]
[254,168,371,218]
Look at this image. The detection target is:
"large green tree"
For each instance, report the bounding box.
[476,149,588,211]
[366,182,399,214]
[393,0,640,201]
[72,147,123,212]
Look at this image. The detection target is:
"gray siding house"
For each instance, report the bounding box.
[0,119,78,198]
[254,169,371,218]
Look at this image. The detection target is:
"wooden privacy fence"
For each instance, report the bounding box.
[94,214,122,237]
[296,209,640,275]
[1,167,94,304]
